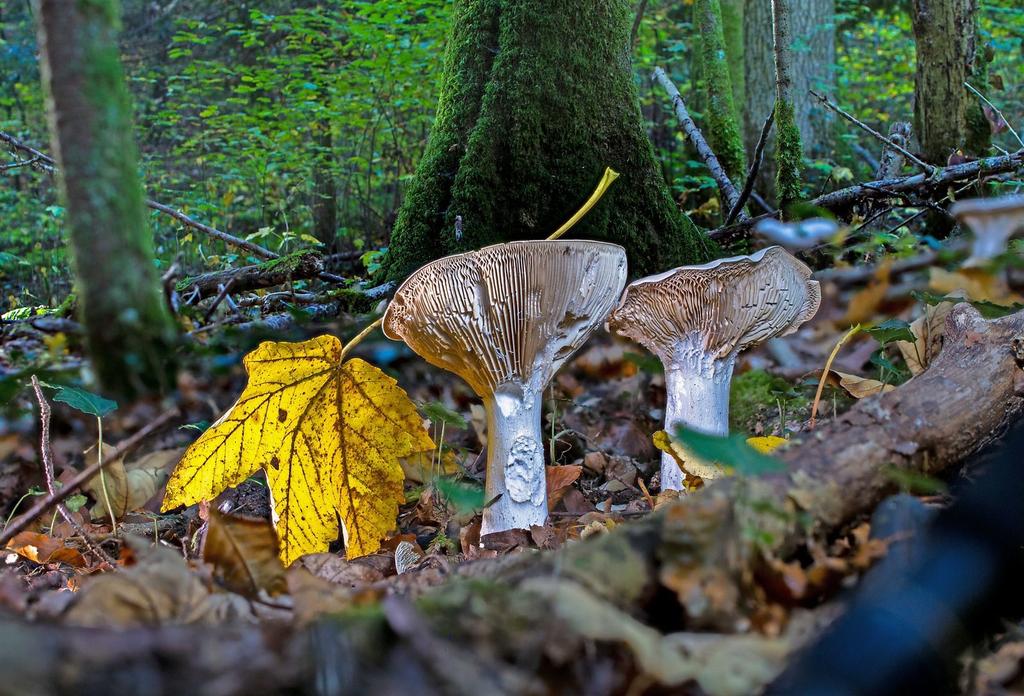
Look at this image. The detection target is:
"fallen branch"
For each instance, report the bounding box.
[2,304,1021,694]
[176,251,325,303]
[0,408,179,547]
[652,67,746,220]
[711,148,1024,245]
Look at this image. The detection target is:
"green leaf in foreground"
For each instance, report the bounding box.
[420,401,467,429]
[866,319,916,346]
[48,384,118,418]
[433,477,485,515]
[911,290,1023,319]
[673,425,786,477]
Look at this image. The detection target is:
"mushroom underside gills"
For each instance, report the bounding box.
[481,387,547,536]
[661,354,736,490]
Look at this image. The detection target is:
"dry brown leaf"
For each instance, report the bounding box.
[65,539,253,627]
[895,297,959,376]
[929,267,1022,304]
[84,448,182,521]
[286,566,359,625]
[4,531,86,568]
[202,509,286,598]
[843,260,891,324]
[829,370,896,398]
[546,464,583,511]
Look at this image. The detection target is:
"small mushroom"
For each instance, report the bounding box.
[950,195,1024,267]
[606,246,820,490]
[383,240,627,534]
[754,217,839,251]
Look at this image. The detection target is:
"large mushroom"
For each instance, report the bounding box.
[950,195,1024,267]
[606,246,820,490]
[383,240,627,534]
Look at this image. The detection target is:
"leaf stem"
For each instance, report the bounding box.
[340,317,383,361]
[97,417,118,535]
[546,167,619,241]
[810,324,861,429]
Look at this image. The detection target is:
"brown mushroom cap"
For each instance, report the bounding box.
[382,240,628,397]
[606,246,820,363]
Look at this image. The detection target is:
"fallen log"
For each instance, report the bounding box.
[2,303,1022,695]
[711,148,1024,245]
[176,251,325,303]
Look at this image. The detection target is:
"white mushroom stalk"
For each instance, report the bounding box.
[383,240,627,534]
[607,246,820,490]
[950,195,1024,267]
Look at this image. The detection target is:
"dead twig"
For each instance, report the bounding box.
[652,67,746,220]
[809,90,935,175]
[965,82,1024,150]
[29,376,118,567]
[0,407,179,548]
[726,107,774,226]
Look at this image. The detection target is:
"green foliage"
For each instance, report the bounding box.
[730,369,808,433]
[46,383,118,418]
[672,425,785,477]
[866,319,917,346]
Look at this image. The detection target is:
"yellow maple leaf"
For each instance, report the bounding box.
[162,335,433,565]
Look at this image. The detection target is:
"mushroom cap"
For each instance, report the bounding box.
[606,246,820,364]
[382,240,628,397]
[950,195,1024,221]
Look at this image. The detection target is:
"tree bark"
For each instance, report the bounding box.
[310,122,339,250]
[3,303,1022,695]
[912,0,977,163]
[381,0,713,283]
[697,0,747,181]
[771,0,804,208]
[744,0,834,203]
[34,0,177,398]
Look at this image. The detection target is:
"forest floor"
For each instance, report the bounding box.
[2,232,1024,694]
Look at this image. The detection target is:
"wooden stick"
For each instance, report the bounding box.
[0,407,179,548]
[809,91,935,174]
[652,67,745,220]
[725,107,774,226]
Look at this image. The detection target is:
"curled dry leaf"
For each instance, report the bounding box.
[162,336,434,564]
[895,298,958,376]
[84,448,182,521]
[4,531,86,568]
[843,261,891,325]
[546,464,583,510]
[828,370,896,398]
[202,509,286,598]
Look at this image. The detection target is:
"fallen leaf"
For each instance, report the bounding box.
[843,261,891,324]
[829,370,896,398]
[162,336,434,564]
[929,267,1022,304]
[5,531,86,568]
[85,448,182,521]
[546,464,582,510]
[65,539,253,627]
[895,297,959,375]
[746,436,788,454]
[202,510,286,598]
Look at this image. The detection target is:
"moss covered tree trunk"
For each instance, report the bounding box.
[381,0,712,282]
[35,0,177,397]
[912,0,977,164]
[311,121,338,249]
[696,0,747,182]
[721,0,745,111]
[771,0,804,208]
[744,0,833,202]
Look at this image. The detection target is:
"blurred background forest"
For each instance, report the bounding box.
[2,0,1022,313]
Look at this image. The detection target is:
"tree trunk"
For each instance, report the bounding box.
[771,0,804,208]
[381,0,713,283]
[744,0,834,202]
[310,122,339,250]
[697,0,747,182]
[34,0,177,398]
[721,0,745,112]
[912,0,977,164]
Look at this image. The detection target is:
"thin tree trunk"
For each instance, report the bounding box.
[311,122,339,250]
[721,0,745,111]
[697,0,747,181]
[912,0,976,163]
[34,0,177,398]
[771,0,804,208]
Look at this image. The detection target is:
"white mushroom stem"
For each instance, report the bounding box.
[660,352,737,491]
[480,386,548,536]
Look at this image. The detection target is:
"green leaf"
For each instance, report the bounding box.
[866,319,916,345]
[433,477,485,515]
[65,493,88,513]
[48,385,118,418]
[672,425,785,477]
[910,290,1023,319]
[419,401,467,429]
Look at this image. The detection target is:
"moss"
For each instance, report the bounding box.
[696,0,746,182]
[381,0,713,283]
[257,250,317,274]
[774,99,804,211]
[729,369,806,434]
[41,0,177,397]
